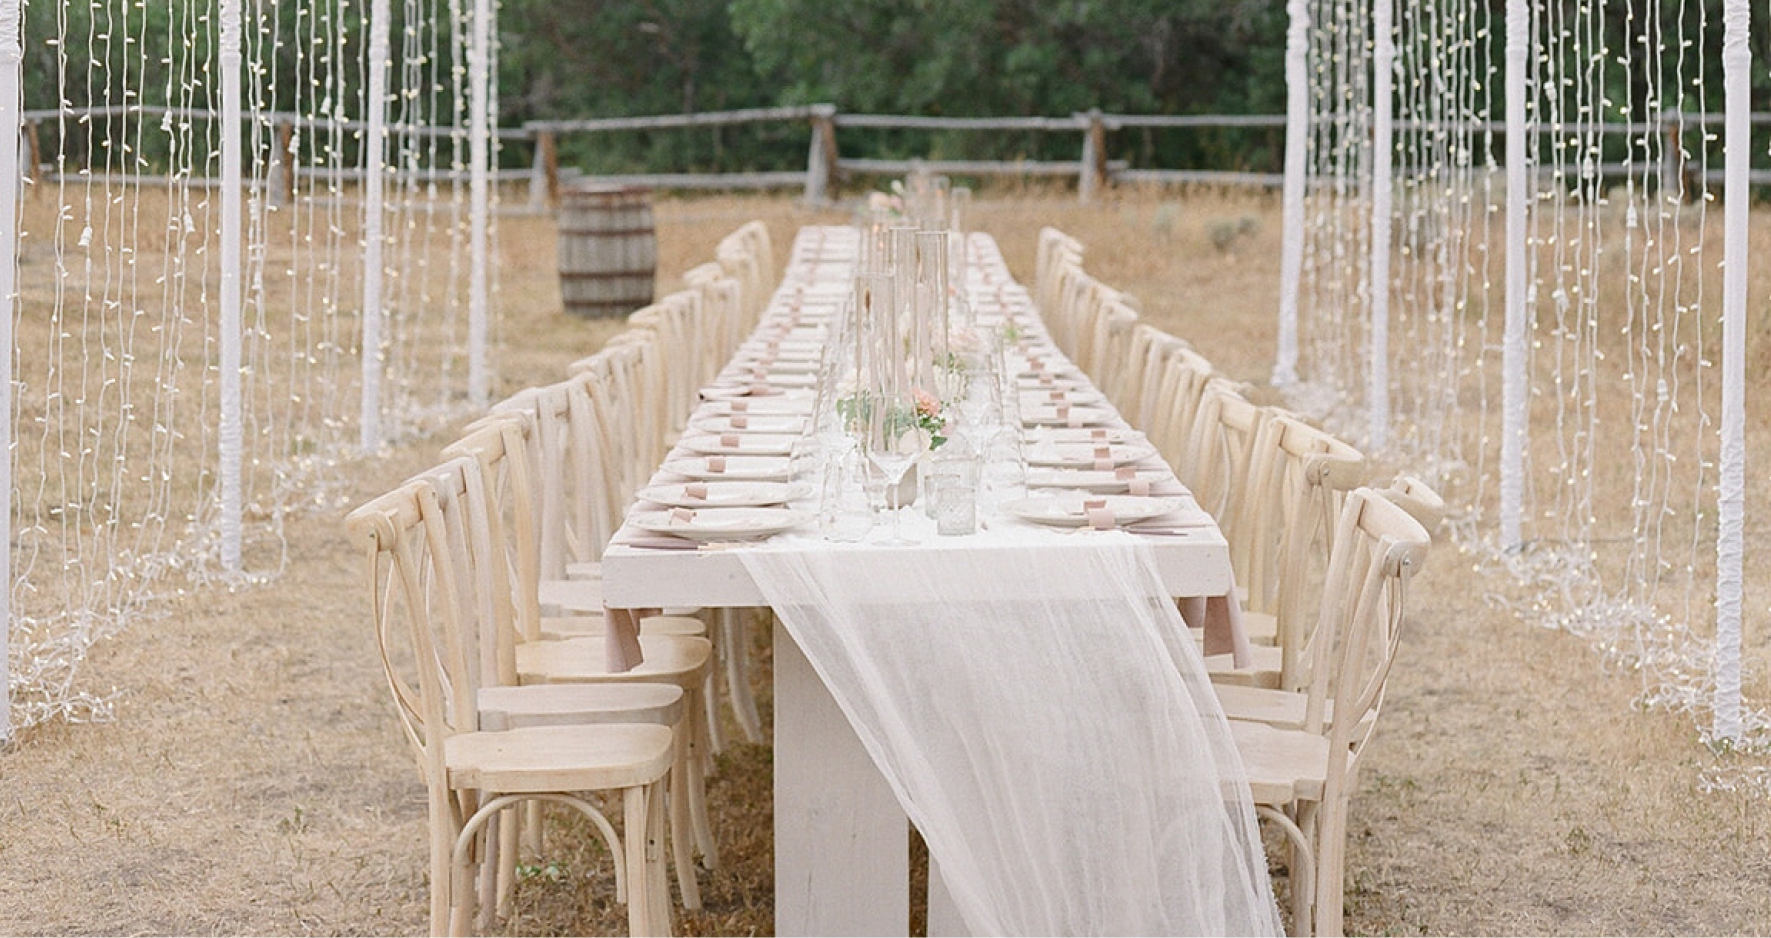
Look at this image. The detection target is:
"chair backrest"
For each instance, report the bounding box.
[1144,343,1216,472]
[1034,227,1084,318]
[1179,380,1266,539]
[442,415,545,645]
[1241,413,1368,691]
[1306,487,1430,837]
[346,456,517,780]
[1092,300,1140,409]
[491,377,619,575]
[1380,474,1446,539]
[1113,324,1164,424]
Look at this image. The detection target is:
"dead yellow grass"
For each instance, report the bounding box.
[1,189,1768,936]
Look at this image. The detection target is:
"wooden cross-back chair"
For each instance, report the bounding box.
[1213,474,1444,734]
[419,439,714,911]
[1204,411,1367,691]
[347,469,677,937]
[1241,414,1369,690]
[594,328,674,470]
[1090,299,1141,413]
[1178,379,1268,543]
[441,413,703,641]
[489,380,617,583]
[1034,226,1084,318]
[1226,486,1432,937]
[1111,324,1165,426]
[1144,343,1218,473]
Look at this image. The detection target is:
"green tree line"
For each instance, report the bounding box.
[17,0,1771,179]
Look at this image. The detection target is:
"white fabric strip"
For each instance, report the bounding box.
[1366,0,1394,451]
[467,0,492,408]
[1274,0,1309,388]
[0,0,21,742]
[1499,0,1530,550]
[1712,0,1750,743]
[219,0,244,573]
[359,0,392,452]
[740,538,1281,936]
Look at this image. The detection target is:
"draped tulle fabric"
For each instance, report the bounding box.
[740,534,1282,936]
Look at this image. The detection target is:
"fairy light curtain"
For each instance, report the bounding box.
[1285,0,1762,768]
[5,0,489,737]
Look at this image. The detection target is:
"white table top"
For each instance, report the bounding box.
[602,226,1233,608]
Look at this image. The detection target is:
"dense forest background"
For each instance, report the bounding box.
[497,0,1290,173]
[17,0,1771,178]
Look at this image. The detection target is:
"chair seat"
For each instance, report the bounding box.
[538,576,604,616]
[1213,684,1346,732]
[564,560,602,581]
[1203,643,1282,689]
[1226,719,1328,806]
[1241,609,1278,646]
[445,723,674,793]
[517,634,712,688]
[478,682,685,731]
[540,613,707,641]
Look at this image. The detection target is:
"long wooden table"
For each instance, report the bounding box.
[602,226,1238,936]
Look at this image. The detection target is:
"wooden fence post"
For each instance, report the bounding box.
[266,118,295,207]
[804,104,838,206]
[1078,109,1107,203]
[1660,109,1686,202]
[531,127,558,209]
[21,117,38,183]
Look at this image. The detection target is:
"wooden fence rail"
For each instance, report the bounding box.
[17,103,1771,208]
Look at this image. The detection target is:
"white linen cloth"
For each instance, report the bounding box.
[739,534,1282,936]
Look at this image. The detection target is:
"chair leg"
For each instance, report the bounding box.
[449,791,481,937]
[428,788,456,937]
[1255,803,1317,938]
[1310,797,1347,938]
[669,730,703,910]
[686,685,719,870]
[703,662,726,757]
[624,784,674,937]
[648,780,674,936]
[1293,800,1322,937]
[722,608,764,745]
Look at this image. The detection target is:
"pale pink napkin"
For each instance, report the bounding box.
[602,606,655,672]
[1179,591,1253,669]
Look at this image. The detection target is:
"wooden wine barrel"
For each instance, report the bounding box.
[557,185,656,318]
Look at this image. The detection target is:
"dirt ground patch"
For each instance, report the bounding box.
[2,191,1767,936]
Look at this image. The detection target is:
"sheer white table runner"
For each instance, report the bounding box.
[739,534,1282,936]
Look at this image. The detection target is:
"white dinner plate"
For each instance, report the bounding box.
[690,413,807,435]
[678,432,801,456]
[629,507,814,542]
[700,397,812,416]
[712,370,818,390]
[1023,441,1158,468]
[634,481,808,509]
[1000,495,1186,528]
[1014,375,1088,392]
[661,455,794,481]
[1019,387,1107,407]
[1022,426,1144,445]
[729,355,823,375]
[699,384,815,403]
[1025,467,1176,493]
[1020,404,1112,428]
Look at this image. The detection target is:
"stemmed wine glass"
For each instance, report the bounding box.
[857,273,923,545]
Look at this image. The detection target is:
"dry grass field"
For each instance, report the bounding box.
[1,189,1768,936]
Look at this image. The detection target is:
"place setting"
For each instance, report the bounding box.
[659,453,796,481]
[626,505,816,544]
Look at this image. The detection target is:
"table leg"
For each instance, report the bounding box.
[926,855,971,937]
[774,618,909,936]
